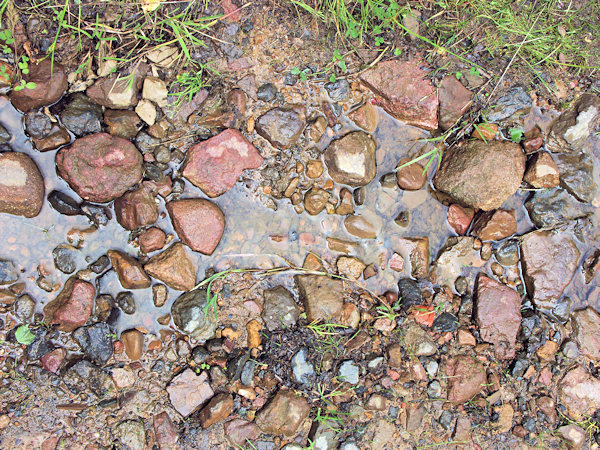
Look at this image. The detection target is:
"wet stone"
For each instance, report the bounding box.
[257,83,277,102]
[554,151,596,202]
[337,256,366,280]
[470,210,516,241]
[153,412,179,448]
[486,85,532,122]
[59,93,103,136]
[262,285,299,331]
[167,199,225,255]
[338,360,360,384]
[198,393,234,429]
[494,239,520,266]
[303,187,329,215]
[10,60,68,112]
[104,110,142,139]
[171,288,218,340]
[167,369,214,418]
[324,131,377,187]
[438,75,472,130]
[432,312,458,332]
[547,94,600,153]
[447,204,474,235]
[558,365,600,420]
[47,190,82,216]
[256,107,305,149]
[41,348,66,374]
[348,102,378,133]
[86,65,146,109]
[291,348,314,384]
[43,278,95,332]
[324,79,350,101]
[396,158,426,190]
[72,322,114,365]
[32,123,71,152]
[394,210,409,228]
[572,308,600,360]
[63,360,115,398]
[52,245,77,274]
[116,291,136,315]
[152,283,168,308]
[295,275,343,322]
[121,329,144,360]
[0,152,45,218]
[523,152,560,188]
[255,389,310,437]
[336,188,354,215]
[114,185,158,230]
[108,250,151,290]
[24,112,52,139]
[0,259,19,285]
[94,294,114,322]
[344,214,377,239]
[138,227,166,254]
[525,188,593,228]
[14,294,35,323]
[395,237,429,278]
[446,355,487,403]
[404,321,437,356]
[81,202,112,226]
[582,250,600,284]
[398,278,423,309]
[224,419,260,448]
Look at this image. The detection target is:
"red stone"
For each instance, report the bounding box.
[43,278,95,332]
[114,185,158,230]
[438,76,473,130]
[10,60,68,112]
[107,250,151,289]
[153,412,179,448]
[167,199,225,255]
[41,348,66,373]
[447,204,474,235]
[0,152,45,218]
[138,227,166,253]
[471,210,517,241]
[360,59,438,130]
[182,129,263,197]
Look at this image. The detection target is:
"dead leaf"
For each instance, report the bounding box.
[141,0,161,13]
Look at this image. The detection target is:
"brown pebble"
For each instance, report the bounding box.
[121,329,144,360]
[246,319,261,348]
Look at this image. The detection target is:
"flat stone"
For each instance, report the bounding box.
[572,308,600,360]
[0,152,45,218]
[446,355,487,403]
[10,60,68,112]
[223,419,260,448]
[344,214,378,239]
[337,256,366,280]
[56,133,143,203]
[470,210,516,241]
[430,237,485,288]
[547,94,600,153]
[433,140,525,211]
[360,59,438,130]
[144,242,197,291]
[295,275,343,322]
[86,65,147,109]
[558,365,600,421]
[323,131,377,187]
[255,389,310,436]
[476,275,521,359]
[525,187,593,228]
[167,369,214,418]
[523,152,560,188]
[521,231,579,311]
[167,199,225,255]
[108,250,151,289]
[43,278,95,332]
[438,76,472,130]
[198,393,234,428]
[326,237,358,254]
[182,129,264,197]
[255,107,305,149]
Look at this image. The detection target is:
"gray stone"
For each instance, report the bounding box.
[256,107,305,149]
[60,93,103,136]
[291,348,314,385]
[338,360,360,384]
[116,419,146,450]
[324,131,377,187]
[403,320,437,356]
[262,286,299,331]
[547,94,600,153]
[525,188,594,228]
[171,289,218,340]
[72,322,114,365]
[486,85,532,122]
[555,151,596,202]
[14,294,35,323]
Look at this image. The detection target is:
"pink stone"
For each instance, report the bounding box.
[389,253,405,272]
[41,348,66,373]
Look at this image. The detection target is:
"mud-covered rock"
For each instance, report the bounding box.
[108,250,151,290]
[572,308,600,360]
[167,369,214,418]
[525,187,593,228]
[558,365,600,420]
[430,237,485,288]
[554,151,596,202]
[446,355,487,403]
[256,107,305,149]
[295,274,343,322]
[198,393,234,428]
[521,231,579,311]
[166,199,225,255]
[43,278,95,332]
[182,129,264,197]
[10,60,68,112]
[104,109,142,139]
[72,322,114,365]
[262,285,299,331]
[255,389,310,436]
[0,152,45,218]
[523,152,560,188]
[546,94,600,153]
[470,210,516,241]
[476,275,521,359]
[360,59,438,130]
[486,85,532,122]
[438,76,472,130]
[433,140,525,211]
[56,133,143,203]
[303,187,329,215]
[116,420,145,450]
[171,289,218,340]
[63,360,115,398]
[59,93,103,136]
[323,131,377,187]
[114,185,158,230]
[144,242,197,291]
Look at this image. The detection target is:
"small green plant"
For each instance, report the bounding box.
[509,127,524,143]
[375,296,402,322]
[17,55,30,74]
[15,325,35,345]
[13,79,36,92]
[291,66,310,82]
[169,65,215,108]
[0,28,14,54]
[455,71,462,80]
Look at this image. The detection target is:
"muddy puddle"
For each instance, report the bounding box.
[1,90,599,336]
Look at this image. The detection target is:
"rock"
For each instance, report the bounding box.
[323,131,377,187]
[291,348,314,384]
[525,188,593,228]
[433,140,525,211]
[486,86,532,122]
[476,275,521,359]
[398,278,423,309]
[336,188,354,215]
[0,260,18,285]
[306,159,324,179]
[52,245,77,274]
[63,360,115,398]
[116,419,145,450]
[394,237,429,278]
[171,289,218,340]
[167,369,214,417]
[147,45,179,67]
[104,110,142,139]
[558,365,600,420]
[142,76,168,107]
[438,76,472,130]
[389,253,404,272]
[144,243,197,291]
[166,199,225,255]
[223,419,260,448]
[10,60,68,112]
[14,294,34,323]
[256,107,305,149]
[348,102,378,133]
[430,237,485,287]
[582,250,600,284]
[447,204,474,235]
[24,112,52,139]
[0,152,45,217]
[182,129,263,197]
[153,412,179,448]
[547,94,600,153]
[111,367,136,388]
[295,275,344,322]
[396,158,427,190]
[199,393,234,428]
[337,256,366,280]
[40,348,66,373]
[521,231,579,311]
[555,151,596,202]
[403,320,437,356]
[151,284,168,308]
[406,403,426,432]
[446,355,487,403]
[537,340,559,361]
[121,329,144,360]
[523,152,560,188]
[108,250,151,289]
[59,93,103,136]
[495,239,520,266]
[470,210,516,241]
[56,133,143,203]
[303,187,330,215]
[114,185,158,230]
[48,191,82,216]
[135,99,156,125]
[262,285,299,331]
[257,83,277,102]
[246,319,262,349]
[433,312,458,332]
[324,79,350,101]
[572,308,600,360]
[556,425,586,450]
[31,121,71,151]
[387,344,402,367]
[138,227,166,254]
[338,360,360,384]
[86,65,147,109]
[457,329,476,346]
[43,278,95,332]
[255,389,310,436]
[72,323,114,365]
[344,214,378,239]
[116,291,136,314]
[472,123,498,140]
[360,59,438,130]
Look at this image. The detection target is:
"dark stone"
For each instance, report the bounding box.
[486,86,532,122]
[0,259,19,285]
[324,79,350,102]
[433,312,458,332]
[26,328,52,360]
[171,289,218,340]
[59,93,103,136]
[25,112,52,139]
[555,151,597,203]
[394,211,410,227]
[81,202,112,226]
[116,291,136,315]
[63,360,115,398]
[257,83,277,102]
[48,191,82,216]
[240,360,256,386]
[72,322,114,365]
[89,255,110,274]
[191,346,209,365]
[52,245,77,274]
[494,239,519,266]
[525,188,593,228]
[398,278,423,309]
